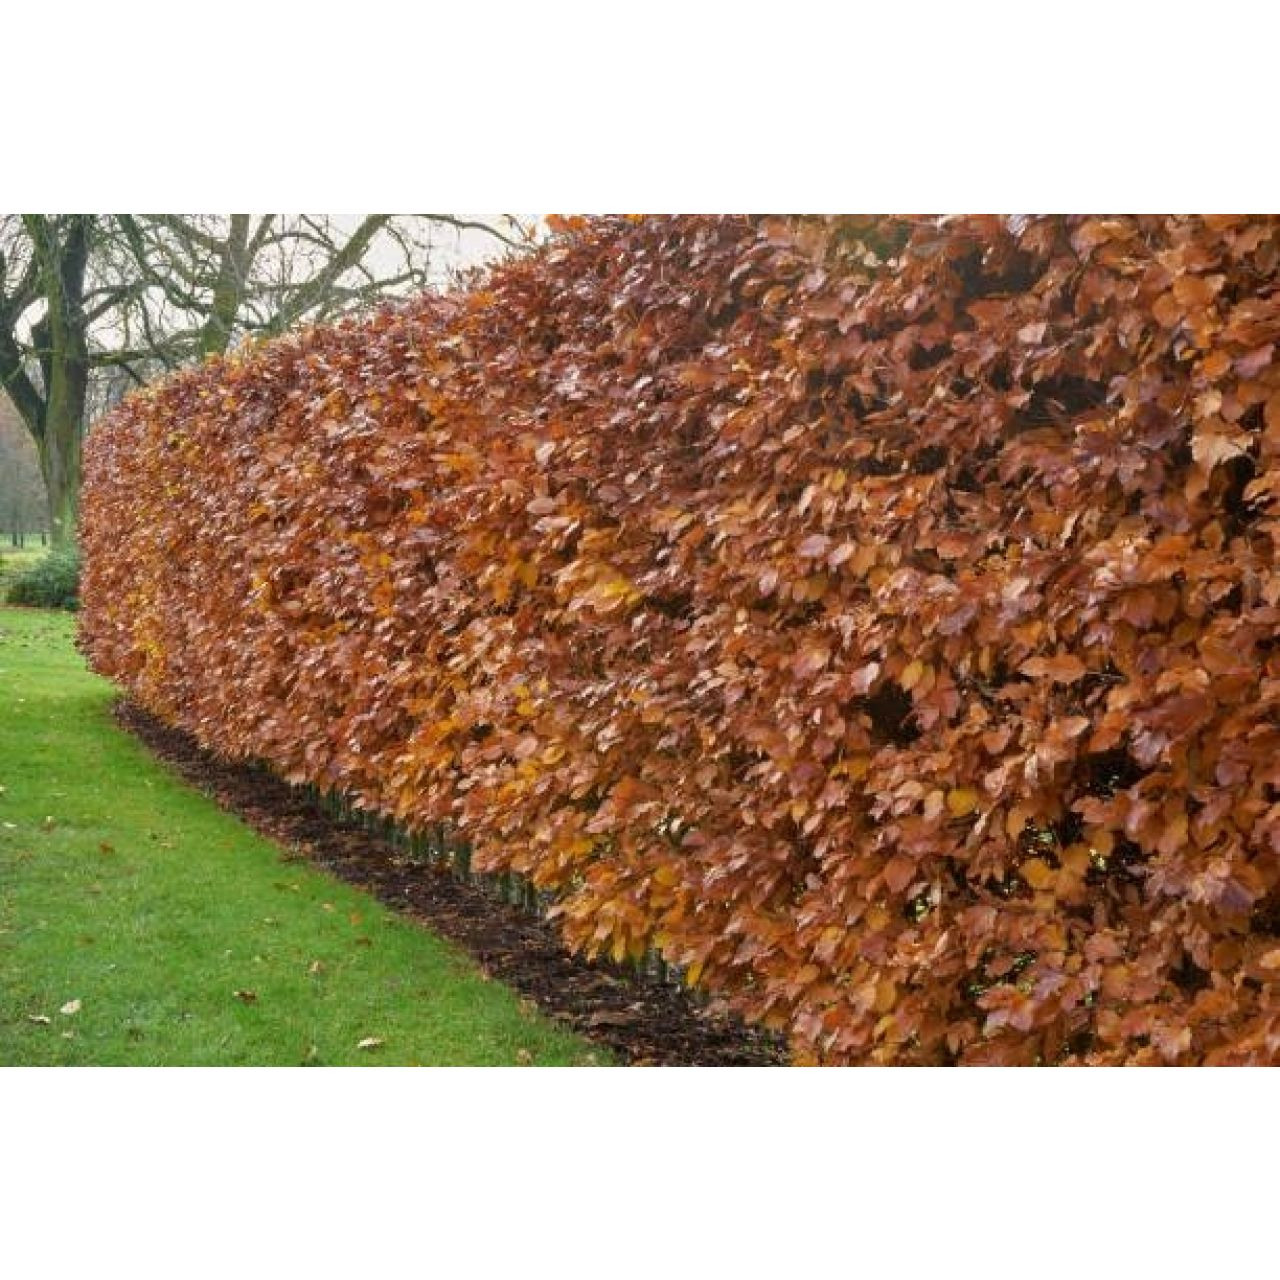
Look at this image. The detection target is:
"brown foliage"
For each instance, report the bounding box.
[80,215,1280,1064]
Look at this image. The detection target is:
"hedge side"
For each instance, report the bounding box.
[81,215,1280,1063]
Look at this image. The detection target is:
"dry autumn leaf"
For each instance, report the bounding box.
[1020,653,1087,684]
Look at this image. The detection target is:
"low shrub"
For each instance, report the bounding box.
[6,544,80,610]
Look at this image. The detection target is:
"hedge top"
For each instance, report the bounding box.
[82,215,1280,1063]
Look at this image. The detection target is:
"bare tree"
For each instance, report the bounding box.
[0,214,527,544]
[0,396,47,545]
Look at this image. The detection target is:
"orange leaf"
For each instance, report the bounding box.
[1020,653,1087,684]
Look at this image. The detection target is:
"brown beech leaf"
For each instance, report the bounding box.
[1264,392,1280,435]
[1192,428,1248,471]
[792,643,831,679]
[1235,344,1274,379]
[883,855,915,894]
[1020,653,1086,684]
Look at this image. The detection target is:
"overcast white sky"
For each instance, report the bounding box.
[347,213,538,288]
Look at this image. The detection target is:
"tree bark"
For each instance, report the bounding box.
[37,397,82,546]
[199,214,251,357]
[22,216,90,546]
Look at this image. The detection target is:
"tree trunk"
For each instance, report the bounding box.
[23,216,91,548]
[199,214,252,357]
[38,398,82,547]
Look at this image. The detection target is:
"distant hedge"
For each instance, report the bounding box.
[81,215,1280,1064]
[6,544,79,610]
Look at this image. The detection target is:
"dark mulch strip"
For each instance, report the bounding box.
[115,701,788,1067]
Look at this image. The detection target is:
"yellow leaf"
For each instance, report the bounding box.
[946,787,979,818]
[835,754,871,781]
[1021,858,1054,890]
[1060,843,1092,875]
[865,905,891,930]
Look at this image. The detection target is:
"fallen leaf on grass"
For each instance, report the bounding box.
[357,1037,384,1051]
[27,1014,51,1026]
[99,841,115,855]
[232,989,258,1004]
[307,960,325,976]
[515,1049,534,1065]
[60,999,81,1016]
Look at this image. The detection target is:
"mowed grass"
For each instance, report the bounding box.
[0,607,601,1065]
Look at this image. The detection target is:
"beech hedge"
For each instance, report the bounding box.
[81,215,1280,1064]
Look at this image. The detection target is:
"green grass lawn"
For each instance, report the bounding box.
[0,606,602,1065]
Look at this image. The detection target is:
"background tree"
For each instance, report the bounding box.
[0,214,526,544]
[0,397,47,545]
